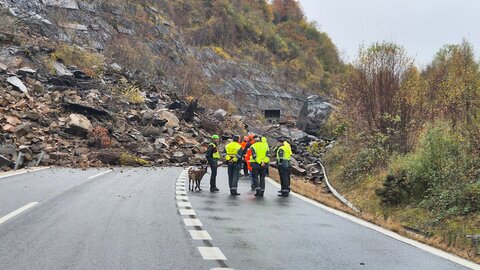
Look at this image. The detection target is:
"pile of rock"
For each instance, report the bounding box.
[264,125,332,184]
[0,55,234,171]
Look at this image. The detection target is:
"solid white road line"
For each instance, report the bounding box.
[198,247,227,260]
[0,167,50,180]
[87,169,113,180]
[0,202,38,225]
[177,202,192,208]
[184,218,203,227]
[265,177,480,270]
[176,190,187,195]
[179,209,196,216]
[189,230,212,240]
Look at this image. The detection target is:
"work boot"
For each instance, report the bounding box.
[210,187,219,192]
[254,190,261,197]
[231,192,241,196]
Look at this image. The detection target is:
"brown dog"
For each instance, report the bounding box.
[188,166,208,192]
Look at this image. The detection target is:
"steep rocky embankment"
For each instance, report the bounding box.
[0,0,333,173]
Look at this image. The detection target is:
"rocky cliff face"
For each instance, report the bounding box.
[0,0,331,172]
[1,0,308,117]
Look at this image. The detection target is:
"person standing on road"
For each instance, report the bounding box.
[276,138,292,197]
[241,136,250,177]
[250,136,270,197]
[225,135,243,196]
[206,134,221,192]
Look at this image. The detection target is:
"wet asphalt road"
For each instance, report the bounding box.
[0,167,475,270]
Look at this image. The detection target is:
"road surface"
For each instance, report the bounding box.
[0,167,476,270]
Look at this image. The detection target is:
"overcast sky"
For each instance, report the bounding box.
[299,0,480,66]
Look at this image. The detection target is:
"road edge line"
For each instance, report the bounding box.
[0,167,50,180]
[0,202,39,225]
[265,177,480,270]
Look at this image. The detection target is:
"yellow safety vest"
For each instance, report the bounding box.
[276,145,291,161]
[225,142,242,162]
[209,143,220,159]
[251,140,270,164]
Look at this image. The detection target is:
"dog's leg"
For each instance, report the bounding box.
[197,179,202,191]
[189,178,193,191]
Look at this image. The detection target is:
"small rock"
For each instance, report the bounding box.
[18,67,37,76]
[214,109,227,118]
[75,147,90,156]
[291,165,307,176]
[154,138,169,150]
[7,76,28,94]
[0,62,7,73]
[5,116,21,126]
[33,81,45,93]
[0,155,13,167]
[42,0,79,10]
[14,123,32,137]
[53,62,74,77]
[110,63,122,71]
[58,22,88,31]
[2,124,15,133]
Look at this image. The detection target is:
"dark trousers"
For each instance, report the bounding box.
[227,162,241,194]
[209,160,218,189]
[243,160,249,176]
[252,164,267,195]
[279,166,291,194]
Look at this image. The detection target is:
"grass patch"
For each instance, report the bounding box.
[211,46,232,60]
[110,77,144,104]
[46,43,105,77]
[119,152,149,166]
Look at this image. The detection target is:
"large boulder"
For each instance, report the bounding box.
[297,95,333,136]
[156,110,179,129]
[65,114,92,137]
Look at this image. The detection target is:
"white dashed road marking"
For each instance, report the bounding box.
[189,230,212,240]
[198,247,227,260]
[0,202,38,225]
[179,209,196,216]
[177,202,192,208]
[184,218,203,227]
[87,169,113,180]
[175,169,230,268]
[176,195,189,201]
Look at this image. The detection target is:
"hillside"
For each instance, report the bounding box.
[0,0,340,167]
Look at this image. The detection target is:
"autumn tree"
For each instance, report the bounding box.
[423,40,480,144]
[340,42,421,151]
[272,0,304,23]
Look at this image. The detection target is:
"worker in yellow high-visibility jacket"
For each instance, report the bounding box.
[250,136,270,197]
[276,138,292,197]
[225,135,243,195]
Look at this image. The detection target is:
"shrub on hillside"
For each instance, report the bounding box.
[376,173,410,206]
[47,44,105,77]
[386,123,479,217]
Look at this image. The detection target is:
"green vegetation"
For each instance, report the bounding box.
[119,152,150,166]
[157,0,343,95]
[110,77,145,104]
[325,41,480,259]
[47,44,105,77]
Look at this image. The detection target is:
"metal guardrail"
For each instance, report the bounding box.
[12,150,45,171]
[319,162,360,213]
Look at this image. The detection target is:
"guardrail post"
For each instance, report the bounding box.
[13,152,24,171]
